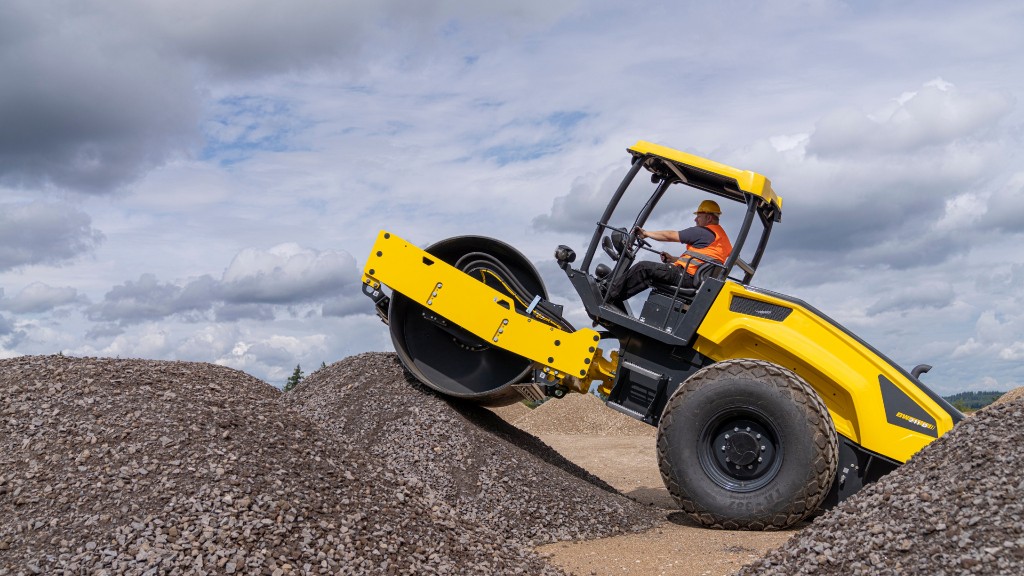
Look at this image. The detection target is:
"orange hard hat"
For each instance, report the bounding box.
[694,200,722,215]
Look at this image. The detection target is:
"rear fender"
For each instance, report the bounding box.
[691,282,961,464]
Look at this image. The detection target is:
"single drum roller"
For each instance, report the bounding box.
[364,141,966,530]
[387,235,548,406]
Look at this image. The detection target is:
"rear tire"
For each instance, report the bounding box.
[656,359,837,530]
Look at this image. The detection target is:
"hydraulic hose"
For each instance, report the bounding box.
[454,252,575,332]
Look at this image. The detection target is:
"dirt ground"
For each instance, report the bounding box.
[532,434,801,576]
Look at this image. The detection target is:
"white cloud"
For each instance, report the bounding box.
[935,192,985,232]
[998,342,1024,361]
[769,134,809,156]
[866,283,956,317]
[86,244,360,326]
[0,202,104,270]
[0,282,82,313]
[952,337,984,359]
[220,244,358,304]
[174,324,240,361]
[87,326,171,360]
[2,0,1024,395]
[808,80,1013,157]
[982,173,1024,233]
[217,332,330,385]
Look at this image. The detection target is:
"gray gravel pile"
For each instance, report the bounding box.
[284,352,663,545]
[512,392,656,437]
[0,355,564,575]
[994,386,1024,406]
[739,395,1024,576]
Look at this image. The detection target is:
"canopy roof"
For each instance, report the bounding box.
[628,141,783,218]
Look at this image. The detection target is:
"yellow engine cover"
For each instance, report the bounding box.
[692,282,958,463]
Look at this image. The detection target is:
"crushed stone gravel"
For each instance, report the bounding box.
[1,353,662,575]
[11,350,1016,576]
[509,393,656,437]
[737,394,1024,576]
[486,401,533,425]
[283,352,663,546]
[994,386,1024,406]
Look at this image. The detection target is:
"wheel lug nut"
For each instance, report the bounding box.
[758,457,763,463]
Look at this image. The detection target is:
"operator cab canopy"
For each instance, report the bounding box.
[578,141,784,288]
[627,141,783,224]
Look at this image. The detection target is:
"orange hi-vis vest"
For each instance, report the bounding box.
[672,224,732,275]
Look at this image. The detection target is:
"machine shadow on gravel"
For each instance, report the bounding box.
[398,368,625,496]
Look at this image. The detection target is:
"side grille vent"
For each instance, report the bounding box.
[730,296,792,322]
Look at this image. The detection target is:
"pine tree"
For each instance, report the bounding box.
[284,364,304,392]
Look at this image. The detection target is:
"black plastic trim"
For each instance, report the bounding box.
[822,434,901,509]
[879,375,938,438]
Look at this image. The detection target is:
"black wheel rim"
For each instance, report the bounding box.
[697,406,783,492]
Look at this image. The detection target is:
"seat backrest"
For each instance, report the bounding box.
[650,261,718,300]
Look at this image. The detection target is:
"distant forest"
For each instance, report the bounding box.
[942,390,1004,411]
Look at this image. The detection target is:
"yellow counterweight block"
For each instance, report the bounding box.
[691,282,957,463]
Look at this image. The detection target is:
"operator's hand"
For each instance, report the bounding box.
[660,251,674,263]
[634,227,646,239]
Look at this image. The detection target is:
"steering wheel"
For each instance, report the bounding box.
[601,228,640,261]
[601,227,653,264]
[622,227,652,259]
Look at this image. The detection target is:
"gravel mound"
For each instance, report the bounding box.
[512,392,656,437]
[738,394,1024,576]
[486,401,533,425]
[283,352,662,545]
[0,355,566,575]
[994,386,1024,406]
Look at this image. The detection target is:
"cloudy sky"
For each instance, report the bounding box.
[2,0,1023,394]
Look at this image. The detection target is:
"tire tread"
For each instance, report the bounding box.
[656,358,838,530]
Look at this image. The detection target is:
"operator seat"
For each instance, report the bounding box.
[650,261,718,302]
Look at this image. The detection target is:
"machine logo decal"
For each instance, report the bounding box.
[879,375,938,438]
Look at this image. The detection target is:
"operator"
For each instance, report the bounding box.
[605,200,733,306]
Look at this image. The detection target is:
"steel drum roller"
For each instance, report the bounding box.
[388,235,547,406]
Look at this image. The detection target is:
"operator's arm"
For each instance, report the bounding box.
[636,228,680,242]
[637,226,714,247]
[676,226,715,248]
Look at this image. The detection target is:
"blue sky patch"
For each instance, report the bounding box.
[200,96,307,165]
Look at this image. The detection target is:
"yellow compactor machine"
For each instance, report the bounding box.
[361,141,963,530]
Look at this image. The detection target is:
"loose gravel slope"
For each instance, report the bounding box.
[283,352,663,546]
[738,395,1024,576]
[511,392,656,437]
[0,355,570,575]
